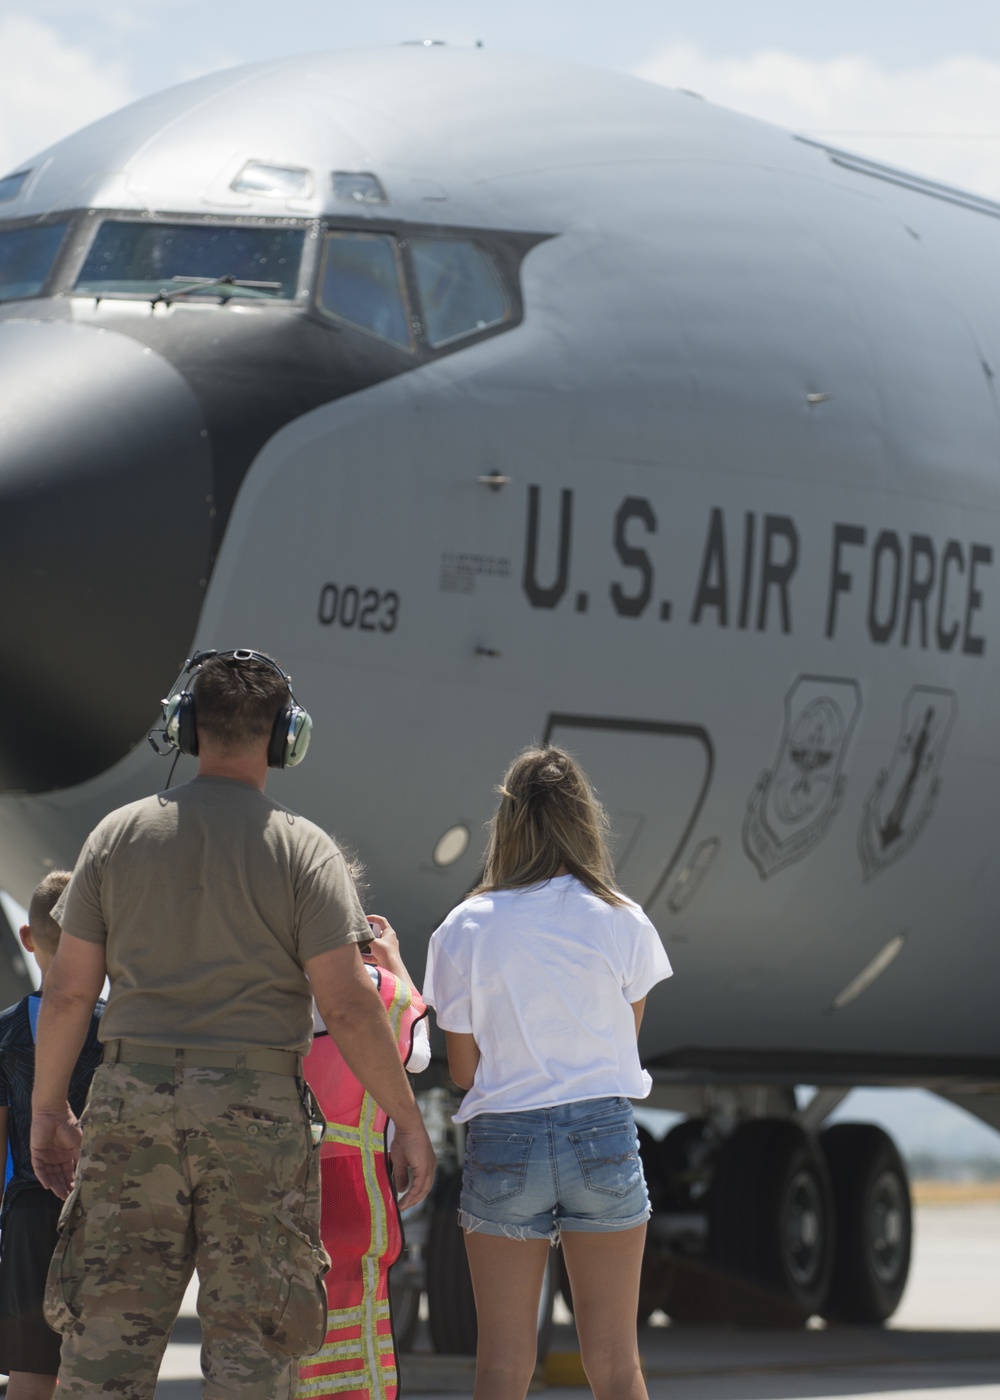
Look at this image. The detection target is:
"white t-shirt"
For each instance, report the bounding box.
[423,874,672,1122]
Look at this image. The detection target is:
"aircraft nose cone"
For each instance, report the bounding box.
[0,321,213,792]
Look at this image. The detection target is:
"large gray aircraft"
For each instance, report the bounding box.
[1,44,997,1341]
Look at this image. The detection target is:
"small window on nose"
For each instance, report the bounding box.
[232,162,313,198]
[331,172,387,205]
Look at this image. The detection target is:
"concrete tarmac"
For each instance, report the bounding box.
[149,1201,1000,1399]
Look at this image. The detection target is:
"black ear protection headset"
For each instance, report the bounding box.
[149,649,313,769]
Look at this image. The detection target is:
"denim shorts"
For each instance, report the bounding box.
[459,1097,650,1243]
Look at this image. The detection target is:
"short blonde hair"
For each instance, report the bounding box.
[474,747,626,907]
[27,870,71,957]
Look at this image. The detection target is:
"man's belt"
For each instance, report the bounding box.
[103,1039,301,1077]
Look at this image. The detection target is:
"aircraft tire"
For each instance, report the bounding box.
[426,1170,478,1354]
[635,1124,667,1322]
[819,1123,912,1324]
[638,1119,730,1324]
[710,1119,834,1326]
[388,1242,421,1352]
[657,1118,711,1211]
[425,1169,556,1357]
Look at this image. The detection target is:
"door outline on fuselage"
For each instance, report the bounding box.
[542,713,715,911]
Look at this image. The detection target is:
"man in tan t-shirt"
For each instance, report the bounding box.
[28,650,435,1400]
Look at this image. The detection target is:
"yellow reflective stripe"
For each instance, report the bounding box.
[321,1304,361,1330]
[358,1086,384,1398]
[323,1124,361,1145]
[299,977,411,1400]
[309,1334,395,1363]
[296,1368,396,1398]
[316,1300,390,1333]
[310,1299,389,1332]
[357,974,408,1400]
[321,1123,390,1152]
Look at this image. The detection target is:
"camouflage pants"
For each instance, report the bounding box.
[45,1060,328,1399]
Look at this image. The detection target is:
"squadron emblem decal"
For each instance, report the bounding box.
[743,676,862,879]
[857,686,956,881]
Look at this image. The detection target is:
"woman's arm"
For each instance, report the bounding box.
[631,996,647,1037]
[364,916,415,987]
[445,1031,481,1090]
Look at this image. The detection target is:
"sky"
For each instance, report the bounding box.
[5,0,1000,195]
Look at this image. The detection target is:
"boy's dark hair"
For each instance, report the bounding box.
[28,870,72,957]
[191,653,289,750]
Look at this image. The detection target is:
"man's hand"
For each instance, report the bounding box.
[389,1118,436,1210]
[31,1106,82,1199]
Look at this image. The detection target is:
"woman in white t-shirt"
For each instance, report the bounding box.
[423,748,672,1400]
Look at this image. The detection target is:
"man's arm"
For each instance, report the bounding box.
[31,933,106,1198]
[306,943,436,1207]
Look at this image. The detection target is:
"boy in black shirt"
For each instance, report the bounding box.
[0,872,103,1398]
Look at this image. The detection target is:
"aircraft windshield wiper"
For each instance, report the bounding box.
[152,275,283,306]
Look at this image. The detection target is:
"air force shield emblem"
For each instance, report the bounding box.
[743,676,862,879]
[857,686,957,881]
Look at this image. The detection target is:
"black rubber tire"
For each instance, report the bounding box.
[426,1171,478,1354]
[555,1242,574,1315]
[710,1119,834,1326]
[425,1169,557,1358]
[634,1124,665,1322]
[639,1119,727,1324]
[636,1124,661,1205]
[657,1118,711,1212]
[535,1253,557,1361]
[820,1123,912,1325]
[388,1243,421,1353]
[656,1117,733,1323]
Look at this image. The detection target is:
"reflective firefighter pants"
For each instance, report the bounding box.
[45,1060,328,1399]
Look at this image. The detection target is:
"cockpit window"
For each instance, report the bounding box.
[0,222,69,301]
[317,231,412,349]
[74,221,304,299]
[410,238,509,347]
